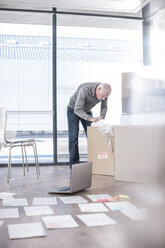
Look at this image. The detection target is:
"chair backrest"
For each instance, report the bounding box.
[0,108,7,145]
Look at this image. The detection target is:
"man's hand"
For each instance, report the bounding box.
[90,116,102,122]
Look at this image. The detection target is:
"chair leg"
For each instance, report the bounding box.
[7,146,12,183]
[24,145,29,172]
[34,141,40,175]
[6,141,39,182]
[32,142,39,179]
[21,146,25,176]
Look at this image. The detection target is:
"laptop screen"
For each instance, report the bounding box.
[70,162,92,192]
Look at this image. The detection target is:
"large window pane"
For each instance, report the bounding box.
[0,12,53,164]
[56,14,143,163]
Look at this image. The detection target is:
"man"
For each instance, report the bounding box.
[67,82,111,168]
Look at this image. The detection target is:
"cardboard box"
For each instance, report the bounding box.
[114,125,165,183]
[87,126,114,176]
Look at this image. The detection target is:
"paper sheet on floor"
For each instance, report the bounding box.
[105,201,137,211]
[121,208,148,220]
[0,208,19,219]
[86,194,112,202]
[2,198,28,207]
[0,192,17,200]
[42,215,79,229]
[78,203,109,212]
[59,196,88,204]
[8,222,47,239]
[77,213,116,227]
[0,221,4,227]
[24,206,54,216]
[32,197,57,205]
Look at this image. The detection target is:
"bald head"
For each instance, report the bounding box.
[96,83,111,100]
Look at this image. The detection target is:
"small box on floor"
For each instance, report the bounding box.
[87,126,114,176]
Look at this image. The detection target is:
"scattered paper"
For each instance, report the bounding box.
[32,197,57,206]
[42,215,79,229]
[105,201,137,211]
[0,192,17,200]
[86,194,112,202]
[78,203,109,213]
[59,196,88,204]
[8,222,47,239]
[0,208,19,219]
[24,206,54,216]
[77,213,116,227]
[0,221,4,227]
[121,208,148,220]
[3,198,28,207]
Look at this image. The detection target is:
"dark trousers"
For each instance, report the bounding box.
[67,106,92,168]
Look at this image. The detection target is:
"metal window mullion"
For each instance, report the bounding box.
[53,8,57,164]
[142,3,151,65]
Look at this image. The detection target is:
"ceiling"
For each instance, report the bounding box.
[0,0,152,26]
[0,0,151,14]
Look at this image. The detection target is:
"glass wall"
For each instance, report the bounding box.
[0,11,53,164]
[56,14,143,163]
[0,11,144,165]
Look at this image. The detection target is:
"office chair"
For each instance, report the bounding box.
[0,107,40,182]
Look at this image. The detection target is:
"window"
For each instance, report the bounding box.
[56,14,143,162]
[0,12,53,164]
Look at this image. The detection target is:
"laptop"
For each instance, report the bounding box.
[49,161,93,194]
